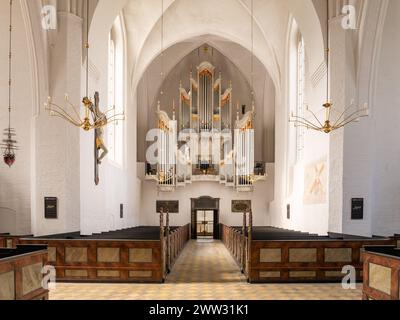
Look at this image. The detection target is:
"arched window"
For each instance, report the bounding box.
[287,19,306,197]
[107,16,125,166]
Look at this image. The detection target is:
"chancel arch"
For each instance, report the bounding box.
[79,0,328,235]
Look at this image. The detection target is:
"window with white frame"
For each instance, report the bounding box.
[107,16,124,166]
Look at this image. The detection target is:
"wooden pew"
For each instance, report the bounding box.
[19,237,164,283]
[0,245,49,300]
[19,225,190,284]
[0,234,33,248]
[221,225,247,275]
[362,246,400,300]
[395,234,400,248]
[221,224,396,283]
[0,235,5,248]
[169,224,190,269]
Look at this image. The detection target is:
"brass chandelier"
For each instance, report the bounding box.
[44,0,124,131]
[289,0,369,134]
[1,0,18,167]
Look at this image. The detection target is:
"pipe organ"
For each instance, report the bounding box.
[154,60,263,192]
[156,105,177,192]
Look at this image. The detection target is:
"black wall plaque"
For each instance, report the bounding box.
[45,197,58,219]
[287,204,291,220]
[232,200,252,213]
[120,204,124,219]
[156,201,179,213]
[351,198,364,220]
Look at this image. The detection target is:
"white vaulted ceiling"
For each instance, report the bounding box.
[118,0,325,91]
[124,0,283,91]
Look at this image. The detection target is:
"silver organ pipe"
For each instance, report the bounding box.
[206,75,208,129]
[204,75,206,129]
[157,109,176,189]
[155,58,256,192]
[246,132,248,184]
[234,110,255,189]
[207,75,209,129]
[192,75,194,129]
[203,75,205,129]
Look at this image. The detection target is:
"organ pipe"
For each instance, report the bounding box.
[156,58,257,192]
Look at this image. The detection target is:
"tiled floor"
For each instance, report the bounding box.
[50,240,362,300]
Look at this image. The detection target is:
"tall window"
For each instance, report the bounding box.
[287,20,305,197]
[108,16,124,166]
[296,36,305,162]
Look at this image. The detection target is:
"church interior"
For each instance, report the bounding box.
[0,0,400,302]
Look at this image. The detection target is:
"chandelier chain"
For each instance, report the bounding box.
[326,0,330,104]
[8,0,13,129]
[251,0,254,100]
[160,0,164,98]
[86,0,90,98]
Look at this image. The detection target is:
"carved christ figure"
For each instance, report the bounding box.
[92,92,108,164]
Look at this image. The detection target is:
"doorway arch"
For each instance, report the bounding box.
[191,196,220,240]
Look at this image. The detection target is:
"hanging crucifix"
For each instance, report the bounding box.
[91,92,108,185]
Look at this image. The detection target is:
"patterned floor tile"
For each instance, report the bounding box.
[50,240,362,300]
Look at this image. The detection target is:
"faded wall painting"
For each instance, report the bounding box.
[304,157,328,205]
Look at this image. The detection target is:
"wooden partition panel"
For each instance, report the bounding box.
[221,225,248,275]
[5,236,22,248]
[19,225,190,284]
[0,236,30,249]
[169,224,190,269]
[0,248,48,300]
[19,239,164,283]
[362,248,400,300]
[252,240,363,283]
[221,225,395,283]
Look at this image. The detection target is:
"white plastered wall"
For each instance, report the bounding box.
[342,0,400,237]
[80,1,139,234]
[0,1,33,235]
[139,165,274,227]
